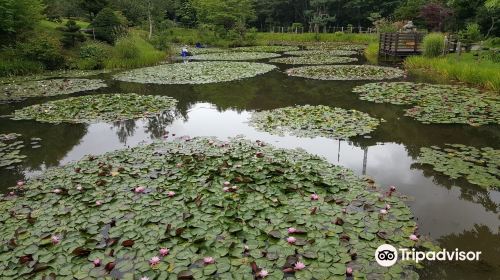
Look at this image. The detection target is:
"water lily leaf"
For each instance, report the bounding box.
[287,65,404,80]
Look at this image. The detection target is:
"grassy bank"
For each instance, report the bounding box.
[105,32,166,69]
[364,42,379,64]
[255,32,377,45]
[404,53,500,93]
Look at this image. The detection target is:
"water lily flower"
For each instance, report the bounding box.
[140,277,149,280]
[286,237,296,244]
[390,186,396,192]
[53,189,62,194]
[223,187,231,192]
[258,269,269,278]
[176,163,183,168]
[231,186,239,191]
[95,200,103,206]
[310,194,319,201]
[149,256,161,266]
[51,235,61,244]
[346,267,353,275]
[92,258,101,267]
[8,191,15,196]
[380,209,388,215]
[76,185,83,191]
[203,257,215,264]
[167,191,175,197]
[294,261,306,270]
[16,180,25,187]
[409,234,419,241]
[385,204,391,210]
[134,186,145,193]
[288,227,297,234]
[244,245,249,250]
[159,248,170,256]
[235,164,242,168]
[223,181,231,186]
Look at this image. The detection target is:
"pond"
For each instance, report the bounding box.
[0,54,499,279]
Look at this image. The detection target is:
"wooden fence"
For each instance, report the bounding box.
[379,32,425,57]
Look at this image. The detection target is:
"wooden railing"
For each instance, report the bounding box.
[379,32,426,57]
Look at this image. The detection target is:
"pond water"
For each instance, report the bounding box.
[0,56,499,279]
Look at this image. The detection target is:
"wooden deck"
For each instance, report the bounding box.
[379,32,425,57]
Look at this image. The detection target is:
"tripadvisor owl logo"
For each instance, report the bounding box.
[375,244,482,267]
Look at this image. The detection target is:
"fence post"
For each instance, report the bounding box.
[394,33,399,56]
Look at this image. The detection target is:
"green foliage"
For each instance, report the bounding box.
[255,32,377,45]
[60,20,86,48]
[286,65,404,81]
[404,53,500,93]
[105,34,165,69]
[92,7,128,44]
[458,23,483,45]
[77,41,112,70]
[422,33,445,58]
[0,133,26,168]
[16,33,66,70]
[364,42,379,64]
[80,0,108,19]
[0,0,45,41]
[0,57,43,77]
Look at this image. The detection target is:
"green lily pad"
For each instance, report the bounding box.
[270,56,358,65]
[284,50,358,57]
[232,46,300,53]
[113,62,277,85]
[0,79,108,102]
[0,133,27,168]
[249,105,381,139]
[416,144,499,189]
[191,52,281,61]
[11,93,178,124]
[0,137,431,279]
[286,65,404,81]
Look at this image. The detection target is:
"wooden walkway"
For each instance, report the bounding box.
[379,32,425,57]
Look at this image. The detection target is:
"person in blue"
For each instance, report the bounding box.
[181,46,189,63]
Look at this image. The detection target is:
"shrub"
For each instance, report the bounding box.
[364,42,379,64]
[458,23,483,46]
[16,33,65,69]
[105,34,165,69]
[77,41,112,70]
[0,57,43,77]
[61,20,86,48]
[92,8,128,44]
[422,33,445,58]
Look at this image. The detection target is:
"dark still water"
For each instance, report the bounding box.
[0,60,499,279]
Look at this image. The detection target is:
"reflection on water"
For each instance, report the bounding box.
[0,61,498,279]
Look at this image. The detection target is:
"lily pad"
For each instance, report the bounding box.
[249,105,381,139]
[232,46,300,53]
[0,70,110,85]
[284,50,358,57]
[0,137,430,279]
[0,133,27,168]
[416,144,499,189]
[304,43,366,51]
[286,65,404,81]
[270,56,358,65]
[190,52,281,61]
[113,62,277,84]
[12,93,178,124]
[353,82,500,125]
[0,79,108,102]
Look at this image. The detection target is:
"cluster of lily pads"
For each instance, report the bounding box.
[353,82,500,125]
[270,56,358,65]
[0,79,108,103]
[416,144,499,189]
[0,70,110,85]
[0,133,27,169]
[286,65,404,81]
[190,52,281,61]
[304,43,366,51]
[11,93,178,124]
[284,50,358,57]
[231,46,300,53]
[249,105,381,139]
[0,137,431,279]
[113,62,277,85]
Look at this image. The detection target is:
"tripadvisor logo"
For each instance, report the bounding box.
[375,244,482,267]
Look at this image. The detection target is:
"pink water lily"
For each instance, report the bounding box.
[134,186,145,193]
[223,187,231,192]
[310,193,319,201]
[9,191,15,196]
[258,269,269,278]
[140,277,149,280]
[223,181,231,186]
[76,185,83,191]
[149,256,161,266]
[176,163,183,168]
[346,267,353,275]
[203,257,215,264]
[342,208,347,214]
[390,186,396,192]
[380,209,388,215]
[286,237,296,244]
[288,227,297,234]
[92,258,101,267]
[53,189,62,194]
[385,204,391,210]
[294,261,306,270]
[17,180,25,187]
[167,191,175,197]
[409,234,419,241]
[95,200,103,206]
[51,235,61,245]
[159,248,170,256]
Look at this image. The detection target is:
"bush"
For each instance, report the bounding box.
[61,20,86,48]
[364,42,379,64]
[16,33,65,70]
[105,34,165,69]
[0,57,43,77]
[459,23,483,47]
[92,8,128,44]
[77,41,112,70]
[422,33,445,58]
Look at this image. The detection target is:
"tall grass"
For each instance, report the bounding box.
[255,32,377,44]
[0,58,43,77]
[364,42,379,64]
[404,53,500,93]
[422,33,445,58]
[105,34,166,69]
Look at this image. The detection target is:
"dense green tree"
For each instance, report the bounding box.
[194,0,255,31]
[80,0,108,20]
[0,0,45,41]
[60,20,85,47]
[92,7,127,43]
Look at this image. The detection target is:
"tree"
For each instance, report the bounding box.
[61,20,85,47]
[484,0,499,37]
[419,2,453,31]
[307,0,335,33]
[92,7,128,44]
[80,0,108,20]
[194,0,255,32]
[0,0,45,41]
